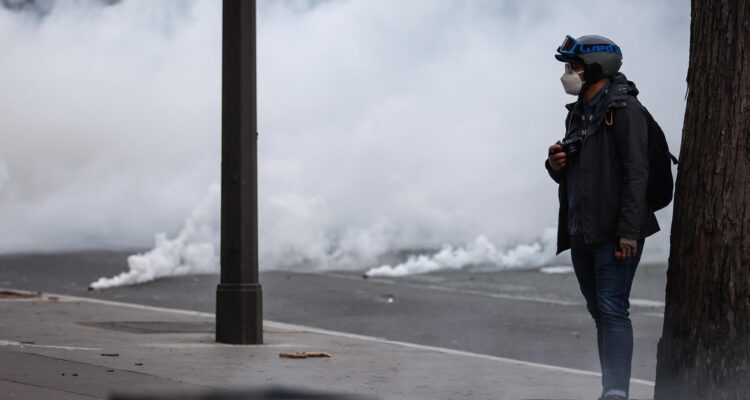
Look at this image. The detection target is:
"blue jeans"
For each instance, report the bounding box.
[570,234,644,399]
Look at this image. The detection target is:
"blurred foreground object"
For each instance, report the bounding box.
[110,387,374,400]
[279,351,332,359]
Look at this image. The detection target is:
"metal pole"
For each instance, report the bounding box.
[216,0,263,345]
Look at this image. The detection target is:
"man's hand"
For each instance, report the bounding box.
[614,238,638,261]
[548,141,567,171]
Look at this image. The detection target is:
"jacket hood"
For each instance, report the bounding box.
[609,72,639,97]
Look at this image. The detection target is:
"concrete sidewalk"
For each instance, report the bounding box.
[0,290,654,400]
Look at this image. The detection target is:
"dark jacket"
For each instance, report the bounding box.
[545,72,660,255]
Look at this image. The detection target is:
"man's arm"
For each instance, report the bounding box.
[546,141,566,184]
[546,113,575,184]
[545,158,563,183]
[613,102,650,240]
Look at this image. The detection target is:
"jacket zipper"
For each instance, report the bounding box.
[577,111,593,242]
[582,113,593,141]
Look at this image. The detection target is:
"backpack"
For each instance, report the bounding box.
[606,105,678,211]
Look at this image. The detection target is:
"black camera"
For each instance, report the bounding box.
[550,135,583,158]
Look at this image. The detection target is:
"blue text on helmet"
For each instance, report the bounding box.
[578,44,622,55]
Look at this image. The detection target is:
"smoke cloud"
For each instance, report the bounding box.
[0,0,689,285]
[364,228,558,278]
[89,184,219,289]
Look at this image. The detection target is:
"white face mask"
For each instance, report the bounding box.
[560,70,584,96]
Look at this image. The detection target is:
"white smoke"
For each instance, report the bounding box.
[0,0,689,286]
[89,184,220,289]
[365,228,558,277]
[0,0,221,252]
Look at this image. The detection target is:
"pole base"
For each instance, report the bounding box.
[216,283,263,344]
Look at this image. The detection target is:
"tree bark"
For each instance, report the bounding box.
[654,0,750,399]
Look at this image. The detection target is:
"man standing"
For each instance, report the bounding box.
[545,35,660,400]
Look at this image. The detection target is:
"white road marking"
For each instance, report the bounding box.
[323,271,666,309]
[323,271,583,306]
[630,298,665,308]
[0,339,101,351]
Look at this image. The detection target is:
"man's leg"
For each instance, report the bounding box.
[569,235,604,382]
[593,238,645,399]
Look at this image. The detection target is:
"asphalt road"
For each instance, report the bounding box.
[0,250,667,382]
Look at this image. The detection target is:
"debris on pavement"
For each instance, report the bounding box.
[100,353,119,357]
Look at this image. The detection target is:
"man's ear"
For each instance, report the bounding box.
[584,63,603,81]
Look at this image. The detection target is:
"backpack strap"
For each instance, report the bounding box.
[606,101,679,165]
[638,104,680,166]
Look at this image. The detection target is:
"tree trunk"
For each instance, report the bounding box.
[654,0,750,399]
